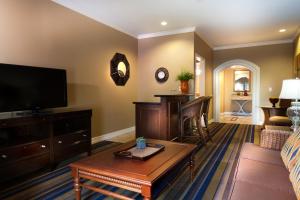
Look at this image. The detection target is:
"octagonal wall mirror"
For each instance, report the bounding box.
[110,53,130,86]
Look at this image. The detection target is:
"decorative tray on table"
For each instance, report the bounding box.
[114,143,165,160]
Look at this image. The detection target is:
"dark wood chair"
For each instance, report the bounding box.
[179,97,206,144]
[201,96,213,142]
[180,97,212,145]
[261,99,292,128]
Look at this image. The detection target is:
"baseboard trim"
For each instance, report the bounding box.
[92,126,135,144]
[258,121,264,125]
[220,112,233,115]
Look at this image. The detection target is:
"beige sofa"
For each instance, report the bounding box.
[228,143,297,200]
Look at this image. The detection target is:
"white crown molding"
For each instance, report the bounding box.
[138,27,196,39]
[213,39,294,50]
[92,126,135,144]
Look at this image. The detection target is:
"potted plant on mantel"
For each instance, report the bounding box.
[176,71,194,94]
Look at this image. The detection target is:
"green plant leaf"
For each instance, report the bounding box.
[176,70,194,81]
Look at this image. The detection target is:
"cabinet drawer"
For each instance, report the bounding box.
[54,140,90,162]
[53,131,90,162]
[0,139,50,164]
[53,131,90,147]
[0,153,50,182]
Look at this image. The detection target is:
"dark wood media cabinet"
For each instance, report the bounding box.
[0,109,92,184]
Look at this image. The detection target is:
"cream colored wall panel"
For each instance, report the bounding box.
[0,0,138,137]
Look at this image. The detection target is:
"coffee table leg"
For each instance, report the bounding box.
[141,185,151,200]
[189,155,195,182]
[72,168,81,200]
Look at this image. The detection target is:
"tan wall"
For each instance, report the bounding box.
[295,35,300,57]
[223,68,234,112]
[137,32,194,101]
[0,0,138,137]
[194,33,214,119]
[214,43,294,107]
[219,71,225,112]
[295,35,300,76]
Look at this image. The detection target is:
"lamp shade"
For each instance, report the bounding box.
[279,79,300,99]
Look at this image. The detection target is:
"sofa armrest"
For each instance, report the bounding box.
[260,129,291,150]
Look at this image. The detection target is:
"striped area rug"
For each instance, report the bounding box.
[0,123,260,200]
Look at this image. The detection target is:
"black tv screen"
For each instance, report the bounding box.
[0,63,67,112]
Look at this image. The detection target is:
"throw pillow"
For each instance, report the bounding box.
[290,157,300,199]
[281,129,300,171]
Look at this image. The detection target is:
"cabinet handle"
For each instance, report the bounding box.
[58,140,63,144]
[40,144,46,148]
[1,154,7,159]
[82,134,87,137]
[73,141,81,145]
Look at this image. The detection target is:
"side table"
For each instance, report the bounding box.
[231,95,252,116]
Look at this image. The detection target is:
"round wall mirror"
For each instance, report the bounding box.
[110,53,130,86]
[155,67,169,83]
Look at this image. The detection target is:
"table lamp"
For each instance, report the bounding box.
[279,78,300,132]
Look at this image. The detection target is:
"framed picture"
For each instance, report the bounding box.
[234,70,251,92]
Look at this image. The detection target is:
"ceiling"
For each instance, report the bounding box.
[53,0,300,49]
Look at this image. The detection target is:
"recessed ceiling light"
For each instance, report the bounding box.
[161,21,167,26]
[279,29,286,33]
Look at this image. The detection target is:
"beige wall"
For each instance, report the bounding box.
[137,32,194,101]
[295,35,300,76]
[214,43,294,107]
[295,35,300,57]
[194,33,214,119]
[223,68,234,112]
[219,71,225,112]
[0,0,138,137]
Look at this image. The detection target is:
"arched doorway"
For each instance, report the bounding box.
[213,59,261,124]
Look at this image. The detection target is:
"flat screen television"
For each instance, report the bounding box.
[0,63,67,113]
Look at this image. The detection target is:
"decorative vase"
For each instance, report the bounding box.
[180,80,189,94]
[287,102,300,132]
[269,97,279,108]
[136,137,146,149]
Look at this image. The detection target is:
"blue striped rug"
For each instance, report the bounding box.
[0,123,259,200]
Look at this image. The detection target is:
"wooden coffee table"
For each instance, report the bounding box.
[70,139,196,200]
